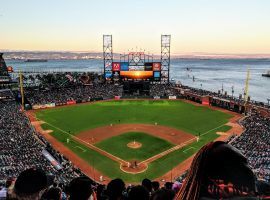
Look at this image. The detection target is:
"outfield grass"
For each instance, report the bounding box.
[37,100,232,136]
[37,100,233,182]
[95,132,175,161]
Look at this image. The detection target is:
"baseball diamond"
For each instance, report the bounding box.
[2,5,270,198]
[27,99,240,183]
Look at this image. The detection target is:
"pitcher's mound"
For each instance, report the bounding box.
[127,141,142,149]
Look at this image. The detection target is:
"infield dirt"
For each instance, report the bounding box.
[26,100,244,184]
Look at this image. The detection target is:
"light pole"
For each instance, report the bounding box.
[221,83,224,95]
[231,86,234,98]
[267,99,270,116]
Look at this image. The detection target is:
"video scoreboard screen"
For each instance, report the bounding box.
[111,62,161,81]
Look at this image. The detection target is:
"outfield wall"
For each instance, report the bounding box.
[31,96,184,110]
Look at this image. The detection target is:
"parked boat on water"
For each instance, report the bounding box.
[262,70,270,77]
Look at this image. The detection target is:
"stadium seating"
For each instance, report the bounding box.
[1,79,270,199]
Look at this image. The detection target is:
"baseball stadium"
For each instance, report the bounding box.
[0,35,270,200]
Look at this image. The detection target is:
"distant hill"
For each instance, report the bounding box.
[1,50,270,60]
[0,51,103,60]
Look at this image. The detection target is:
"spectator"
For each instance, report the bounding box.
[142,178,152,195]
[43,187,62,200]
[106,178,125,200]
[13,168,50,200]
[150,188,175,200]
[128,185,149,200]
[67,176,93,200]
[151,181,160,192]
[175,141,257,200]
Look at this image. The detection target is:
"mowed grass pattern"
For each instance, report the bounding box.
[95,132,175,161]
[36,100,233,182]
[37,100,232,136]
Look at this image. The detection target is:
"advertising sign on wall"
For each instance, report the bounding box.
[112,62,121,71]
[154,71,160,78]
[129,65,145,71]
[169,96,177,100]
[105,72,112,78]
[120,62,129,71]
[153,62,161,71]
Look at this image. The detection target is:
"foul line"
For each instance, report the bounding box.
[75,146,86,152]
[28,113,129,165]
[183,147,195,153]
[139,123,228,165]
[28,112,230,170]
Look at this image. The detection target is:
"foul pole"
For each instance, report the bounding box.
[19,71,25,111]
[244,68,250,106]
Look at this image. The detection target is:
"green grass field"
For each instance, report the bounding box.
[36,100,233,182]
[95,132,175,161]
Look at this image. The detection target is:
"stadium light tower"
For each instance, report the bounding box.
[161,35,171,83]
[103,35,113,80]
[244,68,250,106]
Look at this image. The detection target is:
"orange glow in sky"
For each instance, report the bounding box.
[1,0,270,54]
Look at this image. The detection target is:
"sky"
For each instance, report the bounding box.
[0,0,270,55]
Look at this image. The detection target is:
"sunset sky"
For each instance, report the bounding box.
[0,0,270,54]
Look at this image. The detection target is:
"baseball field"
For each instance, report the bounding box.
[34,100,234,182]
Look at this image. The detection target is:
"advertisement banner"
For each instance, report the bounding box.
[144,63,153,71]
[120,62,129,71]
[202,96,210,105]
[7,66,14,72]
[32,105,41,110]
[32,103,55,110]
[154,71,160,78]
[169,96,177,100]
[129,65,145,71]
[114,96,121,100]
[67,100,76,105]
[144,65,153,71]
[112,62,121,71]
[42,149,62,170]
[153,62,161,71]
[45,103,56,108]
[154,96,160,100]
[105,72,112,78]
[0,76,10,82]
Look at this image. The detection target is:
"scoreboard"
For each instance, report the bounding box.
[103,35,171,83]
[109,62,162,81]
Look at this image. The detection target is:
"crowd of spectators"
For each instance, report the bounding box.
[1,169,180,200]
[1,69,270,199]
[25,84,123,105]
[231,112,270,182]
[0,90,14,100]
[149,83,179,97]
[25,83,183,106]
[181,85,270,109]
[1,140,270,199]
[0,100,91,191]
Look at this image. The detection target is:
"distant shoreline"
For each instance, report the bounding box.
[1,50,270,60]
[4,57,270,61]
